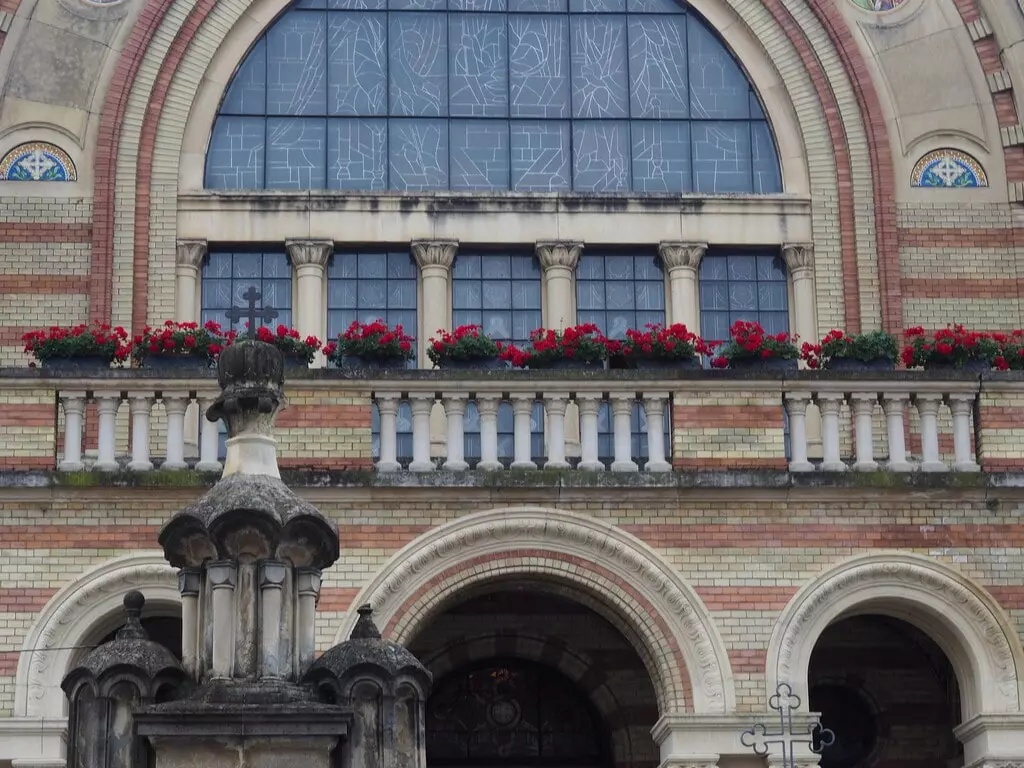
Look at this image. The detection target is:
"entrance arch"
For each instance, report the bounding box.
[336,507,734,715]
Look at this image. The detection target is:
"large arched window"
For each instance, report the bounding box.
[205,0,781,194]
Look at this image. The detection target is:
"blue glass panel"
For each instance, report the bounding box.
[328,118,387,189]
[221,38,267,115]
[632,121,690,192]
[451,0,506,10]
[389,252,417,277]
[266,117,327,189]
[573,121,629,192]
[390,0,445,8]
[297,0,326,7]
[206,117,265,189]
[390,119,449,189]
[328,13,387,115]
[510,0,565,10]
[451,120,510,190]
[751,121,782,194]
[692,121,752,193]
[511,120,570,191]
[571,16,628,118]
[390,14,447,115]
[627,0,682,11]
[749,90,765,119]
[687,20,749,119]
[570,0,623,10]
[450,15,508,116]
[628,17,688,118]
[331,0,387,8]
[509,16,570,118]
[267,12,327,116]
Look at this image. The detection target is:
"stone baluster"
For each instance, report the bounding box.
[610,395,638,472]
[850,393,879,472]
[162,394,190,470]
[543,394,570,469]
[94,392,121,472]
[408,394,435,472]
[948,394,980,472]
[178,567,201,678]
[816,394,847,472]
[577,395,604,471]
[259,560,288,678]
[443,395,469,471]
[916,394,948,472]
[784,393,814,472]
[476,396,503,471]
[208,560,237,678]
[295,567,321,675]
[196,395,223,472]
[375,395,402,472]
[127,393,155,472]
[882,394,913,471]
[511,396,537,470]
[642,394,671,472]
[59,392,87,472]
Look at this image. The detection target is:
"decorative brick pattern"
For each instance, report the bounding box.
[276,388,373,466]
[672,389,786,469]
[0,390,55,469]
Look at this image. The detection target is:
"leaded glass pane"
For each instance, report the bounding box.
[266,117,327,189]
[570,16,628,118]
[687,18,748,119]
[390,14,447,116]
[699,249,789,345]
[510,0,565,10]
[450,15,508,116]
[328,118,387,189]
[222,38,267,114]
[451,120,510,190]
[692,121,752,193]
[327,250,419,338]
[628,17,688,118]
[453,252,540,345]
[509,16,570,118]
[328,13,387,115]
[206,117,265,189]
[201,251,293,331]
[511,120,571,191]
[576,251,664,337]
[390,119,448,189]
[267,12,327,116]
[572,120,629,192]
[752,121,783,194]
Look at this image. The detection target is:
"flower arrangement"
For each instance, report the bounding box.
[428,325,501,367]
[709,320,799,369]
[616,323,709,366]
[502,324,609,369]
[901,325,1000,370]
[328,320,415,364]
[22,324,131,366]
[800,329,898,370]
[252,324,324,365]
[131,320,234,363]
[993,331,1024,371]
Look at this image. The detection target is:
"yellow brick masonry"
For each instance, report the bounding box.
[0,387,55,468]
[978,385,1024,470]
[672,387,786,469]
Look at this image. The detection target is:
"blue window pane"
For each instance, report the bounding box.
[453,251,540,345]
[571,16,628,118]
[206,117,265,189]
[699,250,789,349]
[752,121,782,194]
[511,120,570,191]
[570,0,623,11]
[628,0,682,11]
[222,38,267,115]
[328,13,387,115]
[390,14,447,116]
[450,15,508,116]
[692,121,752,194]
[266,117,327,189]
[267,12,327,116]
[632,121,689,192]
[331,0,387,8]
[573,121,629,192]
[328,118,387,189]
[577,252,664,338]
[510,0,564,9]
[628,17,687,118]
[687,20,749,119]
[509,16,570,118]
[390,0,445,8]
[202,251,293,333]
[451,120,510,190]
[451,0,507,9]
[328,250,419,339]
[390,119,448,189]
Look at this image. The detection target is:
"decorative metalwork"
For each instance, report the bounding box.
[226,286,279,339]
[741,683,835,768]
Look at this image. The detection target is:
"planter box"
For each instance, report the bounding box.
[629,357,701,371]
[438,357,507,371]
[40,356,111,375]
[142,355,213,375]
[727,357,798,373]
[340,355,411,371]
[925,359,990,372]
[825,357,895,373]
[528,358,607,371]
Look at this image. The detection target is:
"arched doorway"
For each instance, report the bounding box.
[408,587,660,768]
[808,615,962,768]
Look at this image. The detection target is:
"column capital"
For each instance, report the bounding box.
[659,242,707,271]
[286,239,334,268]
[536,241,584,271]
[176,239,208,269]
[782,243,814,274]
[412,240,458,270]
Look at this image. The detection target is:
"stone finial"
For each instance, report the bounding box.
[116,591,149,641]
[659,242,707,271]
[536,241,584,271]
[782,243,814,276]
[411,240,458,270]
[175,239,207,269]
[351,604,383,640]
[286,239,334,268]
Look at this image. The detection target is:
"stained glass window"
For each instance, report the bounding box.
[327,249,418,338]
[452,252,542,345]
[201,250,293,331]
[206,0,781,193]
[698,249,788,345]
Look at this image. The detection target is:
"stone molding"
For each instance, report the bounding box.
[335,507,735,714]
[285,239,334,268]
[15,553,179,719]
[411,240,458,270]
[781,243,814,274]
[536,242,584,271]
[175,239,207,269]
[767,552,1023,718]
[658,242,707,271]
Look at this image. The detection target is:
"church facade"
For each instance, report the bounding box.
[3,0,1024,766]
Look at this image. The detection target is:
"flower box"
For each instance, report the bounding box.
[709,320,800,371]
[613,323,709,371]
[503,324,609,369]
[23,324,130,368]
[340,355,410,371]
[825,357,895,373]
[902,325,998,371]
[727,356,798,373]
[40,356,112,375]
[429,326,502,369]
[802,330,897,372]
[142,355,214,375]
[328,320,415,369]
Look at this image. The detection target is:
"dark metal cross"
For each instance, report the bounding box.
[225,285,278,339]
[741,683,835,768]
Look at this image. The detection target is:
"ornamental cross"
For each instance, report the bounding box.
[18,151,56,180]
[741,683,835,768]
[225,285,278,339]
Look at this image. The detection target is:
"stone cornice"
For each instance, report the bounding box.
[285,239,334,267]
[175,239,207,269]
[536,241,584,270]
[411,240,458,269]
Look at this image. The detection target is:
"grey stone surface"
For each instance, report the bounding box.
[148,737,339,768]
[6,22,109,110]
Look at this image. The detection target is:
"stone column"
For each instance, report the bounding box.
[59,393,87,471]
[175,239,207,323]
[178,567,202,678]
[127,393,155,472]
[659,242,706,332]
[782,243,817,347]
[412,240,458,363]
[536,241,583,330]
[286,239,333,361]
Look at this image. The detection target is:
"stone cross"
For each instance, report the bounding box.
[225,285,278,339]
[741,683,835,768]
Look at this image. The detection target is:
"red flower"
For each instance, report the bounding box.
[710,356,729,369]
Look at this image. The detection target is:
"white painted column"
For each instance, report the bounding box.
[784,393,814,472]
[175,239,207,323]
[286,239,333,364]
[659,242,706,332]
[882,394,913,471]
[610,395,638,472]
[408,394,435,472]
[208,560,237,678]
[577,395,604,471]
[916,394,948,472]
[536,242,583,330]
[412,240,458,362]
[782,243,817,347]
[296,567,321,675]
[816,394,847,472]
[127,393,155,471]
[443,395,469,471]
[544,394,570,469]
[163,395,189,470]
[375,395,402,472]
[948,394,980,472]
[850,393,879,471]
[94,392,121,472]
[178,567,201,678]
[59,393,86,471]
[259,560,287,677]
[511,396,537,470]
[196,395,223,472]
[642,394,671,473]
[476,396,503,471]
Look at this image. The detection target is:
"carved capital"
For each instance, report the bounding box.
[412,240,458,270]
[176,239,207,270]
[286,239,334,268]
[536,241,584,271]
[782,243,814,274]
[659,242,707,271]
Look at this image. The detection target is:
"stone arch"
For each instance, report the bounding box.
[14,552,179,719]
[335,507,735,715]
[766,552,1024,720]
